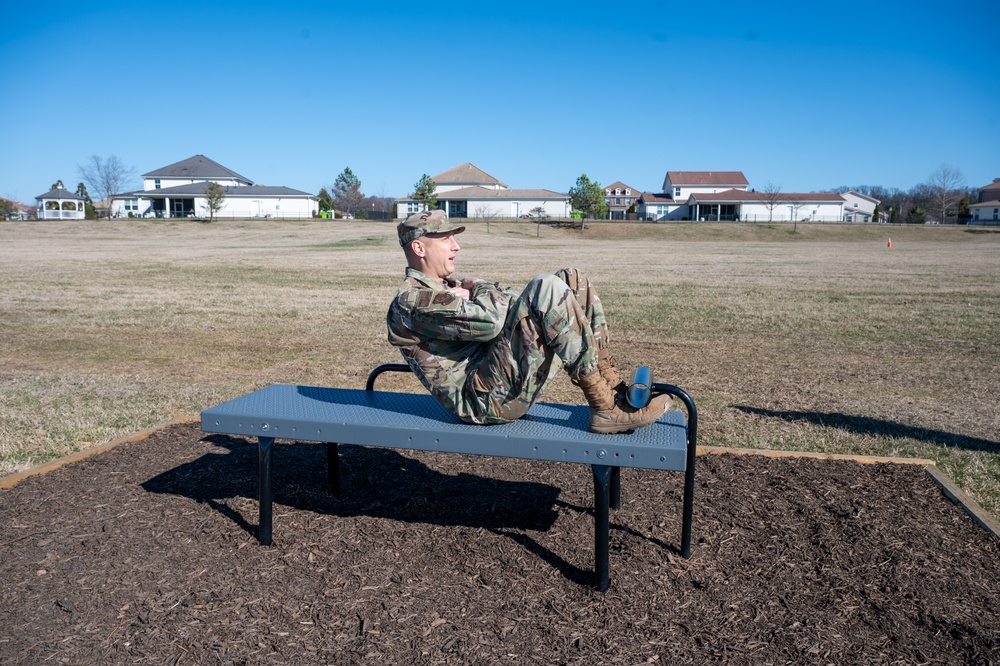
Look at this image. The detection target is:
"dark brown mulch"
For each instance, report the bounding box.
[1,423,997,665]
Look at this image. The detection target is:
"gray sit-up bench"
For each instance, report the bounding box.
[200,364,697,591]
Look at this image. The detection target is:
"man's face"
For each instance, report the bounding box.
[414,231,461,281]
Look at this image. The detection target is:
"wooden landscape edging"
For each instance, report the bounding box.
[2,419,997,540]
[698,444,1000,538]
[0,416,199,490]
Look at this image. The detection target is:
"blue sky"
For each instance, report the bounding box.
[2,1,997,204]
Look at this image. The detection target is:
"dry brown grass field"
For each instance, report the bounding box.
[1,219,998,518]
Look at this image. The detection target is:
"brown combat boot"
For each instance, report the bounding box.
[576,370,671,434]
[597,346,625,392]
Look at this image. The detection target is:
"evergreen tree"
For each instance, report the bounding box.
[332,167,364,216]
[75,182,93,204]
[568,174,608,218]
[412,174,437,211]
[317,187,334,212]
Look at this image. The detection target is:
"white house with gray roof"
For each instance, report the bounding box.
[395,163,571,219]
[113,155,317,219]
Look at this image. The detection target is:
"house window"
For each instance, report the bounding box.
[615,198,621,205]
[154,179,161,189]
[625,189,631,195]
[854,202,859,207]
[674,187,681,197]
[407,202,421,213]
[614,189,620,196]
[125,198,138,211]
[625,198,631,205]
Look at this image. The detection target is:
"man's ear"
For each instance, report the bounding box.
[410,239,426,258]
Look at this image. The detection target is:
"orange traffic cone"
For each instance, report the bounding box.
[887,238,892,248]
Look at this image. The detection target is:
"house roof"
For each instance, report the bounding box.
[434,186,567,200]
[35,187,85,201]
[970,199,1000,208]
[638,192,675,204]
[123,182,314,198]
[978,178,1000,192]
[843,190,881,205]
[431,163,508,188]
[143,155,253,184]
[604,181,640,193]
[689,189,845,203]
[397,187,568,203]
[666,171,749,187]
[1,197,33,211]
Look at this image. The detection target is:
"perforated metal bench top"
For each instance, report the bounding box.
[201,384,688,471]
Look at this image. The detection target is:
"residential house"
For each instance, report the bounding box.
[689,190,846,222]
[603,181,640,219]
[636,191,684,221]
[395,163,570,219]
[840,190,883,223]
[113,155,318,219]
[1,198,33,220]
[969,178,1000,225]
[663,171,750,201]
[35,187,86,220]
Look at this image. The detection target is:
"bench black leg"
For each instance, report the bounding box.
[258,436,275,546]
[592,464,612,592]
[682,445,695,558]
[327,442,340,495]
[610,466,621,510]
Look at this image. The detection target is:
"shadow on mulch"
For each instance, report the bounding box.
[141,435,597,586]
[1,421,998,665]
[734,405,1000,454]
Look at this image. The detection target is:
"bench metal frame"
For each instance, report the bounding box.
[200,364,697,591]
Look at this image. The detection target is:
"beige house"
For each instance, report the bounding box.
[395,163,571,219]
[969,178,1000,225]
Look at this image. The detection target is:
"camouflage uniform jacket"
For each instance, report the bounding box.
[386,267,520,424]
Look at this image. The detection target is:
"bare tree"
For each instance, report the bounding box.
[789,199,806,232]
[77,155,137,219]
[530,205,548,237]
[473,204,501,233]
[925,164,966,224]
[202,182,227,222]
[760,181,783,223]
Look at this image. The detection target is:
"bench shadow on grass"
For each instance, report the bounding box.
[143,435,601,585]
[733,406,1000,454]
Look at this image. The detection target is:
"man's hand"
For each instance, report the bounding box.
[446,286,471,300]
[445,276,488,300]
[460,276,487,291]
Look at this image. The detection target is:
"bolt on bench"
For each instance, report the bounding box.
[200,364,697,591]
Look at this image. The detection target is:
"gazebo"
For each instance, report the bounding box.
[35,187,86,220]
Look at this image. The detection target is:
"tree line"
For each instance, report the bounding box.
[318,167,394,219]
[832,164,974,225]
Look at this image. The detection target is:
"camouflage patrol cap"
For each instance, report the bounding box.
[398,209,466,247]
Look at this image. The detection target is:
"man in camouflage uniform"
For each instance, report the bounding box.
[386,209,670,434]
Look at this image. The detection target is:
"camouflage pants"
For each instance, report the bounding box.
[467,267,610,423]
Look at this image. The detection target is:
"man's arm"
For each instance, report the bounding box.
[397,283,511,343]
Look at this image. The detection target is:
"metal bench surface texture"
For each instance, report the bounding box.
[201,384,687,471]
